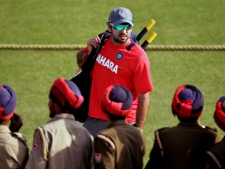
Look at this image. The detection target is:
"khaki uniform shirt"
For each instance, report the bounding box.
[145,121,219,169]
[0,125,29,169]
[25,114,94,169]
[206,136,225,169]
[94,120,146,169]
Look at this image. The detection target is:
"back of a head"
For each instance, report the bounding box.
[102,85,133,120]
[214,95,225,132]
[172,84,204,120]
[0,84,16,122]
[49,78,84,113]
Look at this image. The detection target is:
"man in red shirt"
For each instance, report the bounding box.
[83,7,153,137]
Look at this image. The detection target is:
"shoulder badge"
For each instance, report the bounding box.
[95,153,102,163]
[31,144,38,153]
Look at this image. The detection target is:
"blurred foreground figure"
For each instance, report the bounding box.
[0,84,29,169]
[206,95,225,169]
[94,85,146,169]
[25,78,94,169]
[145,84,219,169]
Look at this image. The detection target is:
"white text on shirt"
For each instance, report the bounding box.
[96,54,118,74]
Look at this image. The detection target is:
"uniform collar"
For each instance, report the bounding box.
[177,121,203,127]
[108,119,127,128]
[54,113,75,120]
[0,125,11,133]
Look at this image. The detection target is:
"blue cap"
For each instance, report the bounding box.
[108,7,133,26]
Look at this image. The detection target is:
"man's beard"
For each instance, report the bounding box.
[112,33,129,44]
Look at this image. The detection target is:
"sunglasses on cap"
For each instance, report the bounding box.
[110,23,132,31]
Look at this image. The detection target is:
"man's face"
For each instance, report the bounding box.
[109,23,132,44]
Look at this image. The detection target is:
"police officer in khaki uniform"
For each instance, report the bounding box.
[94,85,146,169]
[206,95,225,169]
[25,78,94,169]
[0,84,29,169]
[145,84,220,169]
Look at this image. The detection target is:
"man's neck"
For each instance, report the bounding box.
[0,120,9,125]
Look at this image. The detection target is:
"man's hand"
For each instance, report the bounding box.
[87,36,101,55]
[76,51,89,68]
[9,113,23,132]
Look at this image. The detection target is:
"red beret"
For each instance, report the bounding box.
[172,84,204,118]
[102,85,133,117]
[50,78,84,110]
[214,96,225,131]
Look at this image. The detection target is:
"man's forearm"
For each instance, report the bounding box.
[136,92,150,129]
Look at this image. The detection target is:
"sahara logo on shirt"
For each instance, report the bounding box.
[96,54,119,74]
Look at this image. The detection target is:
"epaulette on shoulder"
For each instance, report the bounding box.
[10,132,28,146]
[96,134,115,150]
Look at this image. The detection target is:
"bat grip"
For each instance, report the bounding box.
[141,32,157,49]
[136,28,148,42]
[141,41,149,49]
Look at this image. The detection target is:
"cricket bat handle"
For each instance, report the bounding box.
[136,19,156,42]
[141,32,157,49]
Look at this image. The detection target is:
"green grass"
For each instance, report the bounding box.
[1,0,224,45]
[0,51,77,148]
[0,0,225,166]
